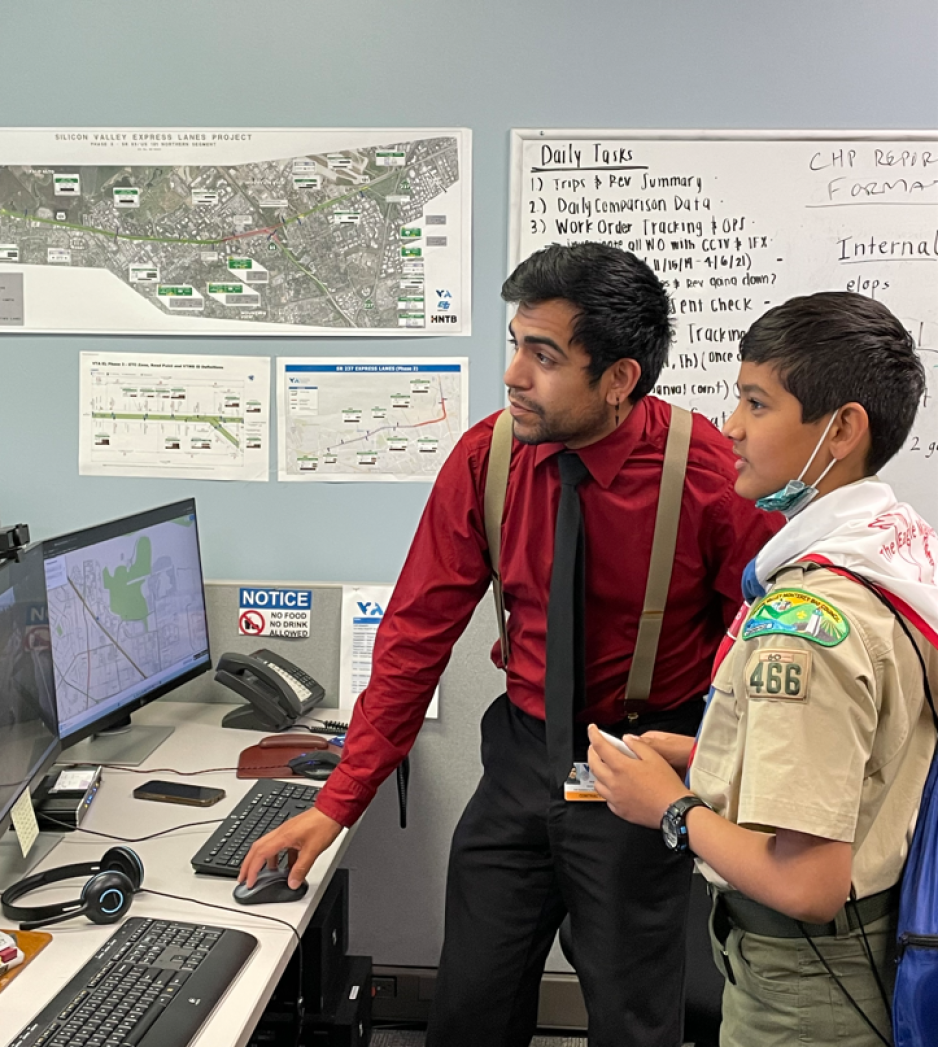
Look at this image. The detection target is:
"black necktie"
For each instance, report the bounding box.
[545,451,589,791]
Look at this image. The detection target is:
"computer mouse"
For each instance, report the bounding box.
[233,867,309,905]
[287,751,341,781]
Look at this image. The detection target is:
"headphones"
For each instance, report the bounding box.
[0,846,144,931]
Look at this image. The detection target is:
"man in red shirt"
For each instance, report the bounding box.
[241,244,781,1046]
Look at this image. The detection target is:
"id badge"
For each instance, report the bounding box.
[563,762,605,801]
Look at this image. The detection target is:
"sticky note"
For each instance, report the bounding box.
[11,790,39,857]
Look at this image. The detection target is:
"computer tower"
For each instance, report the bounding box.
[249,869,356,1046]
[246,946,303,1047]
[303,867,349,1016]
[302,954,373,1047]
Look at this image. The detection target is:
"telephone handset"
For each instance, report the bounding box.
[216,648,326,731]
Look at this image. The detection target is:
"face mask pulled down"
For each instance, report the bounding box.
[755,412,839,519]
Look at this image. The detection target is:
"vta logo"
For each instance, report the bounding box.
[435,289,452,299]
[357,601,385,617]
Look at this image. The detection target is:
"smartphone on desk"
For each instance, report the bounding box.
[133,780,226,807]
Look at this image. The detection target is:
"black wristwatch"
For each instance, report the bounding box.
[661,795,712,856]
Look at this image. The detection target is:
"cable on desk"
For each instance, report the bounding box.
[38,811,225,842]
[141,886,303,944]
[57,761,331,777]
[58,761,242,776]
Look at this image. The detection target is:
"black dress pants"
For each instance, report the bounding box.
[426,694,700,1047]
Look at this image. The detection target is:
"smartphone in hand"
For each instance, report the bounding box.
[597,729,638,759]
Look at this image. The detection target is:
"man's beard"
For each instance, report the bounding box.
[509,396,609,446]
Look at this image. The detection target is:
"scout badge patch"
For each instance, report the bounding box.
[742,588,849,647]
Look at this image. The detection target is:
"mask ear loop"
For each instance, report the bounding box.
[810,454,838,489]
[796,411,839,486]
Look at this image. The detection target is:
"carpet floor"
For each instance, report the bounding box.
[370,1033,699,1046]
[371,1036,587,1047]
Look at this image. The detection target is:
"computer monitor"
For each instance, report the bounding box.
[42,499,212,765]
[0,543,61,864]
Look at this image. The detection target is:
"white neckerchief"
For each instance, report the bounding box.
[754,477,938,645]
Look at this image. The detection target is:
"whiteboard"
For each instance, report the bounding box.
[509,130,938,522]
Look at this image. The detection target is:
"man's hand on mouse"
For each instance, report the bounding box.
[239,807,343,890]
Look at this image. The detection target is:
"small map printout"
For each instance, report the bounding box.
[278,357,468,482]
[0,128,470,334]
[80,351,270,481]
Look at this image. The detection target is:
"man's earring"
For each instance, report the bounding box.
[614,397,620,426]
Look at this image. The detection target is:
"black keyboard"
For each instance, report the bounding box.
[9,917,256,1047]
[190,777,318,876]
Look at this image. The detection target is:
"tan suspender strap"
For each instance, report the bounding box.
[484,408,514,666]
[484,404,692,685]
[624,405,693,705]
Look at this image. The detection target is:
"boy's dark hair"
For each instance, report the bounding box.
[500,243,673,400]
[740,291,925,474]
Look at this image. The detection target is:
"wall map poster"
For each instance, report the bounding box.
[277,357,468,482]
[79,351,271,481]
[510,129,938,522]
[0,127,470,334]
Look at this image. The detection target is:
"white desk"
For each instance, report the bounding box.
[0,702,356,1047]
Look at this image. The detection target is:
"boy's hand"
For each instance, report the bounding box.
[587,725,689,829]
[639,731,695,776]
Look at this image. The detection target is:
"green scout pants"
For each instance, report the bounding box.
[710,907,896,1046]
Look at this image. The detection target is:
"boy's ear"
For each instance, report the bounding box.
[831,402,871,464]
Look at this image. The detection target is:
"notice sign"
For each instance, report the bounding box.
[238,587,312,638]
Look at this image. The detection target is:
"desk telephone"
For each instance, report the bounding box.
[216,648,325,731]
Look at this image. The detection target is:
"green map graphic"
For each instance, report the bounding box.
[102,537,151,622]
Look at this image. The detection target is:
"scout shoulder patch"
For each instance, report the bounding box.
[745,648,812,702]
[742,588,850,647]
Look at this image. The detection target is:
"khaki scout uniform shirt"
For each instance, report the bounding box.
[690,563,937,899]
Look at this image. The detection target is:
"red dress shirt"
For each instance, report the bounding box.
[315,397,782,827]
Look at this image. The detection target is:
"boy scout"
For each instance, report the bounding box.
[588,291,938,1046]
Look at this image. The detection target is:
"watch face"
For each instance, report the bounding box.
[661,796,707,854]
[662,814,680,850]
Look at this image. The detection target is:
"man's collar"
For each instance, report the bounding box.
[533,399,648,489]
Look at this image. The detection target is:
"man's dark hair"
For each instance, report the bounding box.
[740,291,925,473]
[501,243,673,400]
